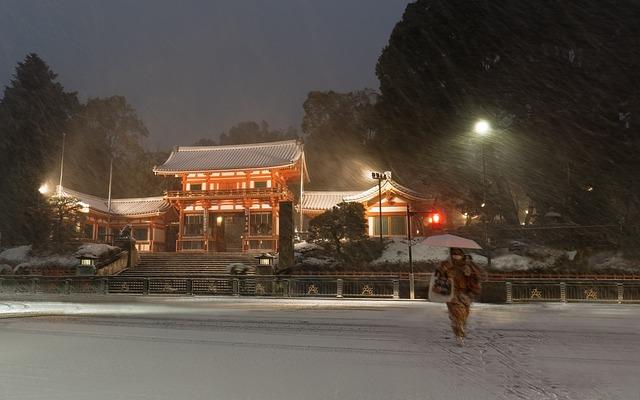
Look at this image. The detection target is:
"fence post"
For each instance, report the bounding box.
[64,279,71,295]
[506,281,512,304]
[560,282,566,303]
[187,279,193,296]
[143,278,150,295]
[102,278,108,294]
[392,279,399,299]
[31,278,38,294]
[0,278,3,294]
[336,278,343,298]
[232,278,239,296]
[617,283,623,304]
[409,273,415,300]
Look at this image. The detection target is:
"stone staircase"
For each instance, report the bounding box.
[117,252,257,277]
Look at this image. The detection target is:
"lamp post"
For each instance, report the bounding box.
[57,132,66,196]
[406,204,415,299]
[371,171,390,244]
[474,120,491,267]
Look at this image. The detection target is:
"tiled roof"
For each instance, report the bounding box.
[58,187,172,217]
[302,179,432,212]
[301,191,361,211]
[154,140,304,174]
[343,179,431,202]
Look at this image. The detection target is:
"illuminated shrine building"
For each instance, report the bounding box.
[58,139,441,253]
[153,140,307,252]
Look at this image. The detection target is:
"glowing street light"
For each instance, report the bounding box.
[38,183,50,195]
[474,120,491,136]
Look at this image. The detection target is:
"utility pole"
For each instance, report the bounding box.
[57,132,66,196]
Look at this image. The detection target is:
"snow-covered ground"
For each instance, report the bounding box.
[1,297,638,399]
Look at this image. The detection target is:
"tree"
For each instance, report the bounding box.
[0,53,79,245]
[219,120,297,145]
[47,195,82,247]
[64,96,168,198]
[302,90,381,190]
[308,202,367,256]
[375,0,640,226]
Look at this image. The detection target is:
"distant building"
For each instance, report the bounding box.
[57,186,175,252]
[153,140,306,252]
[301,179,442,237]
[58,140,442,252]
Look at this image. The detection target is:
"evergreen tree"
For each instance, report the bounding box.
[64,96,168,197]
[0,53,78,245]
[47,195,82,247]
[302,90,381,190]
[375,0,640,225]
[308,202,367,256]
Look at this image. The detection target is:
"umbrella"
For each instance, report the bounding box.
[423,234,482,249]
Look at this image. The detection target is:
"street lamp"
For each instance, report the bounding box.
[371,171,391,244]
[474,119,491,267]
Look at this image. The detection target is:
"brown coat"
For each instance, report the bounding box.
[436,259,483,299]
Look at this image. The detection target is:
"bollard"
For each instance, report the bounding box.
[232,278,240,296]
[187,279,193,296]
[560,282,566,303]
[65,279,71,295]
[409,273,415,300]
[617,283,623,304]
[336,278,343,298]
[505,282,512,304]
[392,279,399,299]
[143,278,150,295]
[101,278,108,295]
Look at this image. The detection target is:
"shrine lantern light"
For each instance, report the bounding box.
[425,211,443,229]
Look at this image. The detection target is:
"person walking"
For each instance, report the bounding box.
[435,247,484,345]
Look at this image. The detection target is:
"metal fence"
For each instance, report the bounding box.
[507,280,639,303]
[1,275,639,303]
[0,275,401,299]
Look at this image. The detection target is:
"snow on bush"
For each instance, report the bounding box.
[74,243,120,259]
[0,245,32,264]
[588,252,640,272]
[372,237,449,265]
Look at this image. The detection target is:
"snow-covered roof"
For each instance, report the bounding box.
[343,179,431,203]
[153,140,304,174]
[301,191,361,211]
[58,187,172,218]
[301,179,432,212]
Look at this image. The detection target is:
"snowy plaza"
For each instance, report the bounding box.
[1,297,638,400]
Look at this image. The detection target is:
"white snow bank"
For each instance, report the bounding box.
[372,237,449,265]
[0,245,32,264]
[294,241,323,252]
[588,252,639,272]
[16,255,78,269]
[74,243,119,259]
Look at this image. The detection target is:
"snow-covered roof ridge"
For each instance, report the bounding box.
[301,191,362,211]
[57,186,171,217]
[343,178,431,202]
[154,139,304,174]
[176,139,301,151]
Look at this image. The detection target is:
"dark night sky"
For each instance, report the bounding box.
[0,0,409,149]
